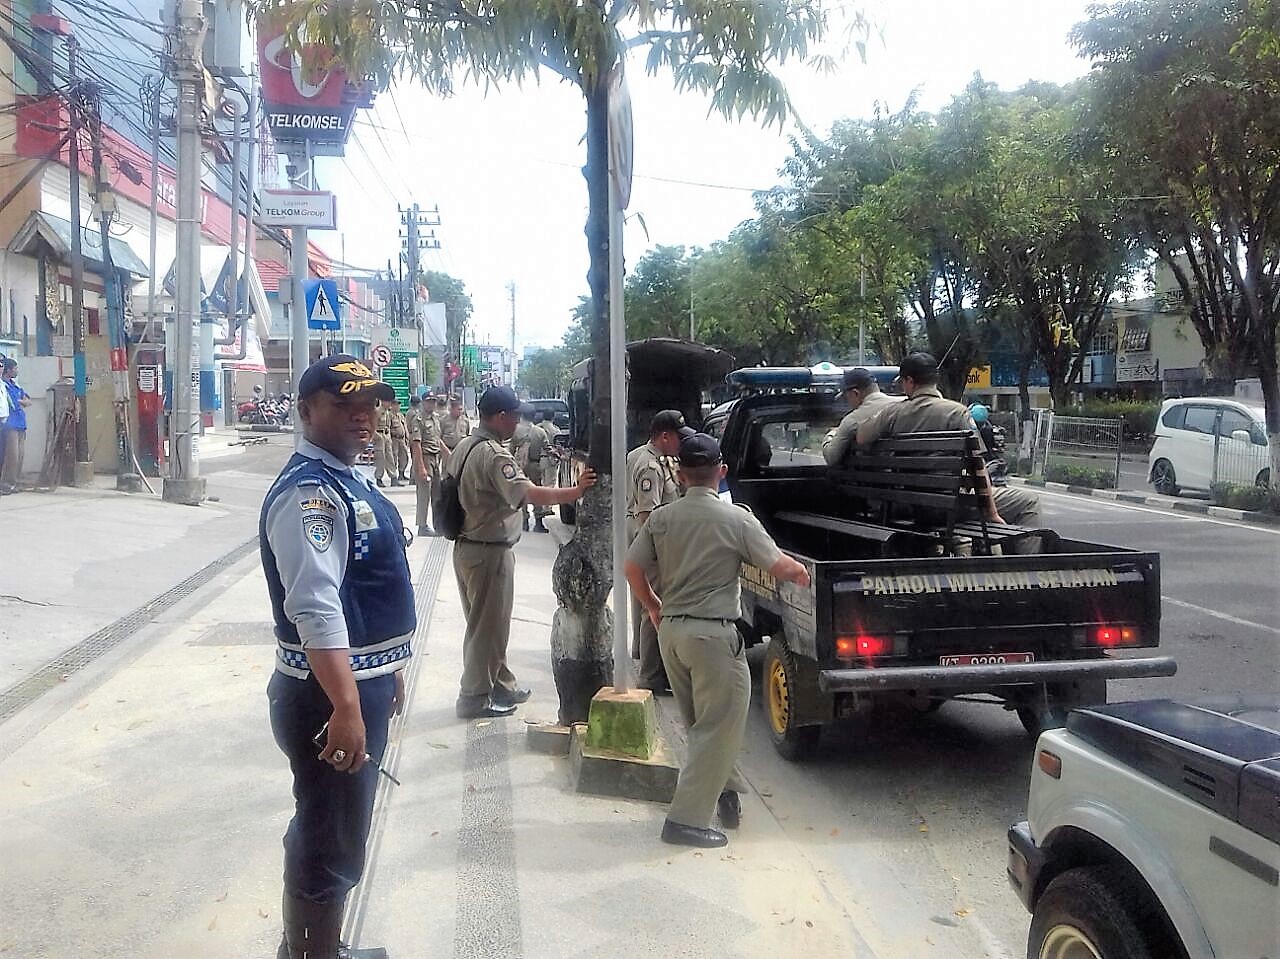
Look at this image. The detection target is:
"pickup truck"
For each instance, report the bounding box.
[1008,698,1280,959]
[703,366,1177,759]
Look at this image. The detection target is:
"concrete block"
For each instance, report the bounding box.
[162,477,206,506]
[72,461,95,487]
[570,723,678,804]
[525,722,571,756]
[584,686,657,759]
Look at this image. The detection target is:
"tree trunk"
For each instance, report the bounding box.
[549,77,614,724]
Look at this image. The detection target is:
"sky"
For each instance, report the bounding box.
[312,0,1102,357]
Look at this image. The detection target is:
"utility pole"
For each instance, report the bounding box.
[162,0,207,504]
[66,35,93,485]
[508,281,516,387]
[287,147,310,418]
[87,89,138,487]
[858,256,866,366]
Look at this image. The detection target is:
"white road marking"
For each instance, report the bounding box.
[1037,487,1280,536]
[1162,596,1280,636]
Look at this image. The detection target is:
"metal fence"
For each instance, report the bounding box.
[1211,424,1272,488]
[1030,410,1124,489]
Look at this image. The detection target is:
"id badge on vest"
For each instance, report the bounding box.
[353,500,379,532]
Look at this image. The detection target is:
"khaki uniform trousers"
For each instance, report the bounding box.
[992,486,1043,553]
[415,455,442,529]
[393,437,410,477]
[659,617,749,828]
[526,464,550,519]
[627,516,667,689]
[454,540,518,701]
[374,432,392,481]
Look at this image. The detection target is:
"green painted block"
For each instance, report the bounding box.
[584,687,657,760]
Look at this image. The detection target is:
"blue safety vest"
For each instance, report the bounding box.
[260,453,416,681]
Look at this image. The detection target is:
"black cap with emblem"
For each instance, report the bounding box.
[651,409,696,439]
[298,354,396,402]
[678,432,722,467]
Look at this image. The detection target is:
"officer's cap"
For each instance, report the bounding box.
[409,394,421,406]
[651,409,696,439]
[478,385,521,416]
[679,432,722,467]
[298,354,395,402]
[842,367,876,390]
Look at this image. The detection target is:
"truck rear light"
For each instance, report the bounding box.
[1038,749,1062,779]
[1089,626,1140,648]
[836,634,893,658]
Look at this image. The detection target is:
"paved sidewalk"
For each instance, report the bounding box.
[0,513,891,959]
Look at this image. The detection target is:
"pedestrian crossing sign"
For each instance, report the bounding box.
[305,279,341,330]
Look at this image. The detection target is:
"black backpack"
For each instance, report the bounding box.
[434,438,482,541]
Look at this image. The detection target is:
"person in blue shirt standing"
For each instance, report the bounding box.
[1,358,32,495]
[262,354,415,959]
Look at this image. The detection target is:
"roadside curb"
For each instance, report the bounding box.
[1012,477,1280,527]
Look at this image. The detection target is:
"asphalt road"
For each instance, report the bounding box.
[735,488,1279,958]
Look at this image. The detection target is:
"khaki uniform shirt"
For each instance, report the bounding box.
[441,413,472,450]
[822,390,898,465]
[449,426,534,544]
[857,386,981,448]
[626,442,680,520]
[389,408,408,439]
[377,407,394,435]
[626,487,784,620]
[510,422,545,470]
[408,409,443,457]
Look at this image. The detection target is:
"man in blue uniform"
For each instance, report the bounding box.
[263,355,415,959]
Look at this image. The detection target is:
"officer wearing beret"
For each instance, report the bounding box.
[625,433,810,848]
[449,385,597,719]
[262,355,414,958]
[625,409,694,692]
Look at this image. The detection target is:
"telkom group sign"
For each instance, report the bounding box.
[257,18,366,145]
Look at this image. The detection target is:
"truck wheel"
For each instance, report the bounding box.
[762,640,820,761]
[1029,866,1171,959]
[559,501,577,526]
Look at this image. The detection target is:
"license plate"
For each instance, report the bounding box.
[939,652,1034,666]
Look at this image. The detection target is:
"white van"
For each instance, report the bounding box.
[1148,397,1270,494]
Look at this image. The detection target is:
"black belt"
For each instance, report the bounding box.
[377,429,390,435]
[666,615,735,623]
[458,537,515,549]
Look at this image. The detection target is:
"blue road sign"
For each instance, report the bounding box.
[305,278,341,330]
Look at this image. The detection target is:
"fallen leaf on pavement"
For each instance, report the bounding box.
[805,921,813,928]
[207,916,217,931]
[258,908,269,919]
[919,824,930,833]
[430,831,439,837]
[476,721,491,728]
[954,908,971,918]
[214,892,228,902]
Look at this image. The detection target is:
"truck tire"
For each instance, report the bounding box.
[762,640,821,761]
[1017,679,1106,739]
[1028,866,1174,959]
[559,501,577,526]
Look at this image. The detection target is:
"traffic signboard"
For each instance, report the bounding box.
[305,279,341,330]
[370,344,392,367]
[378,327,416,410]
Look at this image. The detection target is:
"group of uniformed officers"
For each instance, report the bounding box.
[261,351,1017,956]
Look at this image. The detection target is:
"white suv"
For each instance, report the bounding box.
[1008,698,1280,959]
[1148,397,1269,494]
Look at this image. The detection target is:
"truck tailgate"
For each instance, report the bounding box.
[830,550,1161,640]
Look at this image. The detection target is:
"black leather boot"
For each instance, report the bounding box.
[282,894,343,958]
[282,894,390,958]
